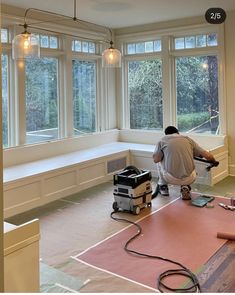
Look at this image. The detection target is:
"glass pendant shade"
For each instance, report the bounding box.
[102,46,121,68]
[12,32,40,60]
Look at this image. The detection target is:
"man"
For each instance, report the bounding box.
[152,126,217,200]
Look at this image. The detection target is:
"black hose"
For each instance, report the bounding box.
[110,211,201,293]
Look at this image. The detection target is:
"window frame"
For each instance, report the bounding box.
[120,24,226,135]
[71,56,98,135]
[1,21,104,149]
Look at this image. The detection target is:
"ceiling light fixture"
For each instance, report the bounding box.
[12,0,121,68]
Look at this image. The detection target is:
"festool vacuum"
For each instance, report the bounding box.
[112,165,152,215]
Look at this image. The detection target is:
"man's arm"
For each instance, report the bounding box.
[153,152,163,163]
[199,150,216,163]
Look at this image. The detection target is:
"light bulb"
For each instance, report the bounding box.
[23,38,30,49]
[109,52,114,60]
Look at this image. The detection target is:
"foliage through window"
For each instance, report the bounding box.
[176,55,219,134]
[72,60,96,135]
[2,54,9,147]
[128,60,163,130]
[25,58,59,143]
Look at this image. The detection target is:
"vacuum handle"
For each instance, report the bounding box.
[194,156,219,171]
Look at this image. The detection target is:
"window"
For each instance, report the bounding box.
[128,60,163,130]
[34,34,59,49]
[127,39,161,54]
[1,28,9,43]
[176,55,219,134]
[72,60,96,135]
[2,53,9,147]
[123,27,222,134]
[25,57,59,144]
[174,33,218,50]
[72,40,96,53]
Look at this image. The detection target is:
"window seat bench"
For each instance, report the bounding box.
[3,141,228,218]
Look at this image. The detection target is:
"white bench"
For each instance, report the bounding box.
[3,139,228,218]
[4,219,40,292]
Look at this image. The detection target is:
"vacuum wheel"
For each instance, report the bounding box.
[112,201,119,212]
[133,205,140,215]
[147,202,152,207]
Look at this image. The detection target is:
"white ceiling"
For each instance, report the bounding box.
[2,0,235,28]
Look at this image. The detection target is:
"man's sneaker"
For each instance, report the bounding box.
[159,185,169,196]
[181,185,191,200]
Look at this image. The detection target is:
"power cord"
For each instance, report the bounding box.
[110,211,201,293]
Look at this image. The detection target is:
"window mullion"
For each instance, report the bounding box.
[61,37,73,138]
[15,60,26,145]
[162,35,174,128]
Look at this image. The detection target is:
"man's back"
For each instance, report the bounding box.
[157,134,204,178]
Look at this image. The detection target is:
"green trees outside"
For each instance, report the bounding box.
[25,57,58,143]
[2,53,219,147]
[128,60,163,130]
[72,60,96,134]
[2,54,8,147]
[176,55,219,133]
[128,55,219,133]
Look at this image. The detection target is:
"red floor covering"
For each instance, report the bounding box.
[76,197,235,290]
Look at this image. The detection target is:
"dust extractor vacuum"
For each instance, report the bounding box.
[112,165,152,215]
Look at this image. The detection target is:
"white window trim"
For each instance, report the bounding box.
[2,13,109,148]
[119,23,226,135]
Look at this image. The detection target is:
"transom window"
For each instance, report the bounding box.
[1,28,9,43]
[34,34,59,49]
[127,39,161,54]
[174,33,218,50]
[72,40,96,53]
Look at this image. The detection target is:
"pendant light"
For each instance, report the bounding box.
[12,0,121,68]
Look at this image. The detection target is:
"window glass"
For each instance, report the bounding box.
[145,41,153,52]
[185,36,195,48]
[25,58,59,143]
[153,40,161,52]
[72,40,96,53]
[136,42,145,53]
[40,35,49,48]
[2,54,9,147]
[207,34,218,46]
[176,55,219,134]
[175,34,217,50]
[127,43,135,54]
[175,37,185,49]
[72,60,96,135]
[1,28,8,43]
[88,42,95,53]
[49,36,58,49]
[82,41,89,53]
[196,35,207,47]
[127,40,161,54]
[128,60,163,130]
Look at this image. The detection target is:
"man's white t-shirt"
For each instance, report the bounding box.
[153,134,205,179]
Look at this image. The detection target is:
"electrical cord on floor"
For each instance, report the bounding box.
[110,211,201,293]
